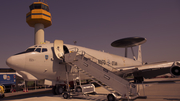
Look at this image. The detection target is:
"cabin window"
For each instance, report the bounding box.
[98,60,103,65]
[102,60,106,65]
[35,48,41,52]
[112,61,117,66]
[42,48,47,52]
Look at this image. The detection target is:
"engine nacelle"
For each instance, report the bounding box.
[170,66,180,76]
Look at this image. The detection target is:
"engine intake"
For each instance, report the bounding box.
[170,66,180,76]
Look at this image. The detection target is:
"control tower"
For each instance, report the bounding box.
[26,1,52,45]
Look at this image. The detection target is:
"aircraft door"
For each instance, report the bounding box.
[54,40,64,59]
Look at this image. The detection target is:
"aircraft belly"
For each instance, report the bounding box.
[17,70,38,81]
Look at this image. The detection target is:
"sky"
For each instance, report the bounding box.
[0,0,180,68]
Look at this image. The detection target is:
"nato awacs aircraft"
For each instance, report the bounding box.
[6,37,180,99]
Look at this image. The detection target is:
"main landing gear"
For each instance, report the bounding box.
[52,85,66,95]
[107,94,116,101]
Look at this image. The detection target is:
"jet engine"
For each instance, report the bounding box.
[170,62,180,76]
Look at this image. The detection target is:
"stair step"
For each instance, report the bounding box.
[104,86,110,88]
[65,54,138,99]
[109,90,115,92]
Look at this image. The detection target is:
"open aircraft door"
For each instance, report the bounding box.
[54,40,64,59]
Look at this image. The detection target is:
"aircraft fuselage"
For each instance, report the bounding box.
[6,43,142,83]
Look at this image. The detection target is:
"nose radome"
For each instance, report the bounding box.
[6,56,13,67]
[6,55,25,70]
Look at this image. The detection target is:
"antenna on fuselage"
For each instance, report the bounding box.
[74,41,77,45]
[111,37,147,61]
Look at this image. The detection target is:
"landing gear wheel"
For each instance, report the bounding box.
[63,92,69,99]
[134,77,144,83]
[75,87,82,92]
[56,86,64,94]
[52,86,57,95]
[107,94,115,101]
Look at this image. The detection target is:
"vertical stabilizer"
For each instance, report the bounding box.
[137,45,142,63]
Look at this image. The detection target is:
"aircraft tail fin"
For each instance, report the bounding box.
[137,45,142,63]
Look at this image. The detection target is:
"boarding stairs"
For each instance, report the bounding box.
[64,49,139,100]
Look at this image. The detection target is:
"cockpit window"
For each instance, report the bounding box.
[35,48,41,52]
[14,48,35,55]
[42,48,47,52]
[26,48,35,52]
[14,47,48,55]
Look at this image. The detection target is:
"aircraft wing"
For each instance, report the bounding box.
[113,61,180,80]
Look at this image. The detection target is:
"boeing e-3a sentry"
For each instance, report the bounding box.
[6,37,180,96]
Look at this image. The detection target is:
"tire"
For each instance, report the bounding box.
[107,94,115,101]
[55,86,64,95]
[63,92,69,99]
[134,77,144,83]
[52,86,57,95]
[75,87,82,92]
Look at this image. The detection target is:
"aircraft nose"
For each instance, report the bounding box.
[6,55,25,70]
[6,57,13,67]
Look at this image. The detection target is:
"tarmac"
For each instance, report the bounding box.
[1,78,180,101]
